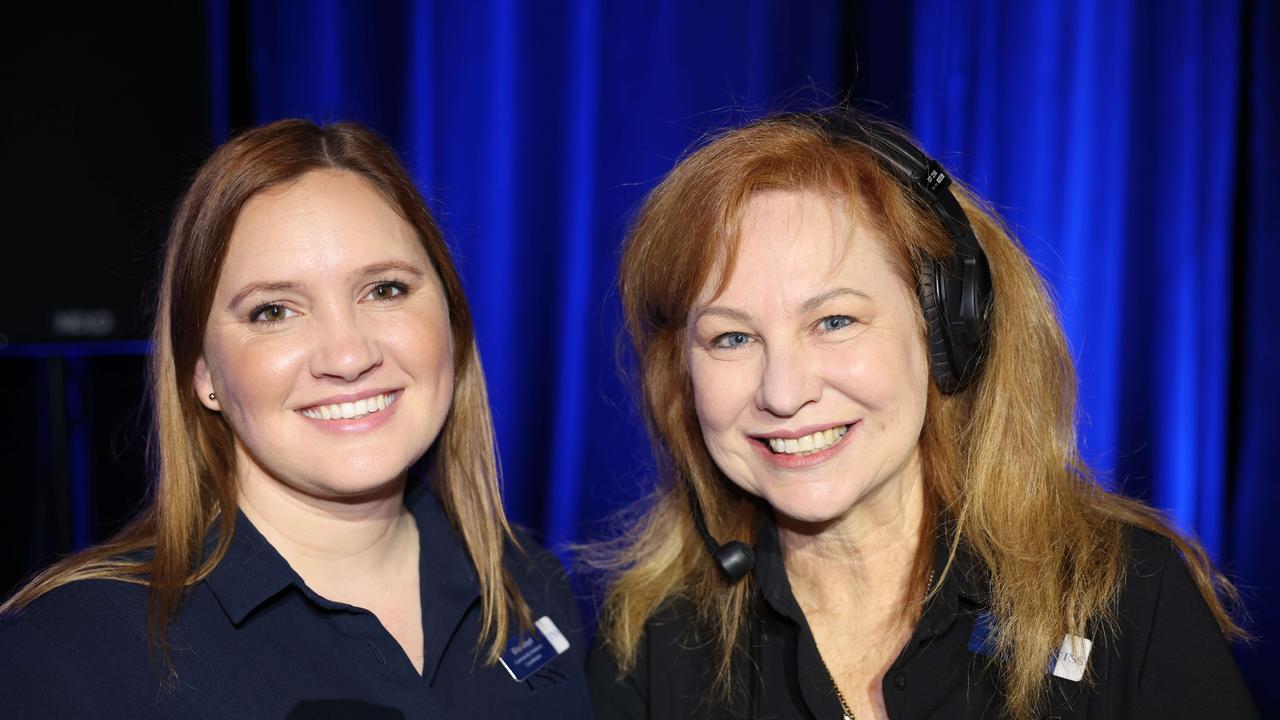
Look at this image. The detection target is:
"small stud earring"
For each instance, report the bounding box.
[208,392,217,401]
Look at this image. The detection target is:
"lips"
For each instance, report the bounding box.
[760,424,850,455]
[749,421,858,468]
[298,390,400,421]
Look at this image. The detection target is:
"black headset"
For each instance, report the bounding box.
[692,110,994,583]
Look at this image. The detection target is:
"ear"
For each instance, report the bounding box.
[194,355,221,412]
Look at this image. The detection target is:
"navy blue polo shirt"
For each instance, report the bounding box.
[0,486,593,719]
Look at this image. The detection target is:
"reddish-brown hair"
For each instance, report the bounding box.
[590,111,1243,719]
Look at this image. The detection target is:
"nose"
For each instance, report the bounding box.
[754,343,821,417]
[309,307,383,381]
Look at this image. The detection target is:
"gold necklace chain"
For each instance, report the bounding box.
[818,649,856,720]
[817,567,936,720]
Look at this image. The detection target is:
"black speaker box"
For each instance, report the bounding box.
[0,4,212,345]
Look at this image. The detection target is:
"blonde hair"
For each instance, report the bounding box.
[590,111,1243,719]
[2,119,530,666]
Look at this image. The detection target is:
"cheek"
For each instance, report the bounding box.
[211,335,307,419]
[829,334,930,422]
[689,357,756,436]
[384,311,455,400]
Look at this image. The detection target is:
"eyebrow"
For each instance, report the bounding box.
[691,287,870,326]
[692,306,754,325]
[798,287,870,314]
[226,260,427,310]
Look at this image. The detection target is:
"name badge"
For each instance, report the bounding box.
[498,616,571,682]
[1050,634,1093,682]
[968,611,1092,683]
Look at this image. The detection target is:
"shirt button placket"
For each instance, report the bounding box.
[893,672,907,691]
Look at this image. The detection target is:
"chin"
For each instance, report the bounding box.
[267,448,414,501]
[759,482,857,527]
[297,470,407,501]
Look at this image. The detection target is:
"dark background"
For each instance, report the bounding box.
[2,0,1276,712]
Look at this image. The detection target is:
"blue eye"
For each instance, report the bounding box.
[713,332,751,350]
[819,315,854,332]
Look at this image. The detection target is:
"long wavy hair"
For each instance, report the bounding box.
[590,110,1243,719]
[2,119,529,665]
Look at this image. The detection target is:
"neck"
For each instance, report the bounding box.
[777,454,926,618]
[235,452,417,596]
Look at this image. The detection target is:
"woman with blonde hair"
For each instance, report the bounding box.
[587,109,1256,719]
[0,119,591,718]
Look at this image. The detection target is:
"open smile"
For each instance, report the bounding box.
[749,422,858,468]
[298,390,401,421]
[758,424,850,456]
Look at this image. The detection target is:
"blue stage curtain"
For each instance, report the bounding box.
[1233,0,1279,710]
[910,0,1275,707]
[913,0,1240,552]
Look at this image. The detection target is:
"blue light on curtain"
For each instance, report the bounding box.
[911,0,1241,560]
[545,0,599,546]
[1233,0,1280,710]
[910,0,1275,706]
[206,0,231,144]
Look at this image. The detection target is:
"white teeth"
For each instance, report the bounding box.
[764,425,850,456]
[301,392,399,421]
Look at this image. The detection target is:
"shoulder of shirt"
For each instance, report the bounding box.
[3,576,148,632]
[1109,524,1210,637]
[506,525,568,586]
[0,576,149,671]
[504,526,584,628]
[1119,525,1190,595]
[630,595,712,659]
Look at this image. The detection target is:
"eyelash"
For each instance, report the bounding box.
[248,303,294,325]
[365,279,409,302]
[246,279,411,325]
[711,331,752,350]
[817,315,855,332]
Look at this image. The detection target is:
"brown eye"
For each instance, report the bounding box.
[367,282,407,302]
[249,304,295,323]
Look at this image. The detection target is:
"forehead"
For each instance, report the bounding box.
[220,169,427,280]
[697,189,897,307]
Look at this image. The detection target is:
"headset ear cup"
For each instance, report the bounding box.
[812,108,991,392]
[919,259,961,394]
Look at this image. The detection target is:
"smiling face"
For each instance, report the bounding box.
[686,189,930,528]
[194,169,454,502]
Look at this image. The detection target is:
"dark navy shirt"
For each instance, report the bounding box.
[0,486,593,719]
